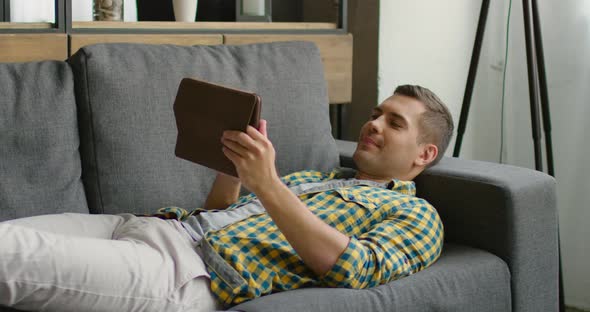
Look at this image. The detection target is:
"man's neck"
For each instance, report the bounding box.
[354,171,393,184]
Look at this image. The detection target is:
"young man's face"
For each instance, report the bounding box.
[353,94,435,181]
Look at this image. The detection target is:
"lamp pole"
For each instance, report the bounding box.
[453,1,562,310]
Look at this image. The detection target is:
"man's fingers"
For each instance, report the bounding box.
[222,130,265,158]
[223,130,257,149]
[223,123,270,155]
[259,119,268,137]
[246,125,267,142]
[222,146,240,163]
[221,137,248,157]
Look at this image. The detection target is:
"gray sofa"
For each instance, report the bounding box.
[0,41,558,312]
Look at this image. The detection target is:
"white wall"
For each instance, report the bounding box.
[380,1,590,309]
[378,0,507,162]
[503,1,590,309]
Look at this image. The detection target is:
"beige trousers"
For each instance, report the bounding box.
[0,213,220,312]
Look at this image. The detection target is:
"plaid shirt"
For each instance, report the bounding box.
[156,169,443,307]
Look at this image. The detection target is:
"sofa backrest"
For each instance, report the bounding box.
[68,41,339,215]
[0,61,89,221]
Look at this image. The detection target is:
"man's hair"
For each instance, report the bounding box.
[393,85,454,167]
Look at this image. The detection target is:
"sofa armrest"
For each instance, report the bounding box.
[336,139,558,311]
[414,156,558,312]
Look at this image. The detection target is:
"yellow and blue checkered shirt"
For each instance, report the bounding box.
[157,169,443,306]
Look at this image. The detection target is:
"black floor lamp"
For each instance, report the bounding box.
[452,0,563,311]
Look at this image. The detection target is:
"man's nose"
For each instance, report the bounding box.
[368,116,384,133]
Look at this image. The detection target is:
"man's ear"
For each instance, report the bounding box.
[415,144,438,167]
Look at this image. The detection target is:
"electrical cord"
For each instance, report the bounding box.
[499,0,513,163]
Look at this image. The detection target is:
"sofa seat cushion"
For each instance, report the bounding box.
[0,61,88,221]
[0,244,511,312]
[68,42,339,215]
[232,243,511,312]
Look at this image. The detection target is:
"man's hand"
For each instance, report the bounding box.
[221,119,280,193]
[222,119,349,276]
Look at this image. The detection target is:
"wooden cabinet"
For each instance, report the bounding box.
[1,21,352,106]
[0,34,67,62]
[225,34,352,104]
[1,1,351,138]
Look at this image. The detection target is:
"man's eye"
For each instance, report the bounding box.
[370,114,379,120]
[390,122,400,128]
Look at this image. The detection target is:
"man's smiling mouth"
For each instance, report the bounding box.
[361,136,380,148]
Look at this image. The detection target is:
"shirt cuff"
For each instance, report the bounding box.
[320,236,366,288]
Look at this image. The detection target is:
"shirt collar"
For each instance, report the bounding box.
[386,179,416,196]
[329,168,416,196]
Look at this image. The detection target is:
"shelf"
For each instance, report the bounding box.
[69,34,223,55]
[72,21,338,30]
[0,23,54,29]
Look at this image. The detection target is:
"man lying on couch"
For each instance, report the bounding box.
[0,85,454,312]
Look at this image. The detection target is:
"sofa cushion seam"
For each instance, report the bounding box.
[82,50,105,214]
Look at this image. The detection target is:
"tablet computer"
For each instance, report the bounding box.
[173,78,261,177]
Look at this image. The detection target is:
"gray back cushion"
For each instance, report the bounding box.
[0,61,88,221]
[68,42,338,215]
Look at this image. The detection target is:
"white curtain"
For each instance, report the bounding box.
[71,0,138,21]
[10,0,54,22]
[10,0,137,22]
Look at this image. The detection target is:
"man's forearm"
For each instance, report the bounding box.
[256,178,350,276]
[203,173,241,210]
[219,121,348,275]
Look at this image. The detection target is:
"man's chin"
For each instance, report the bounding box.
[352,149,363,161]
[353,146,375,158]
[352,150,372,168]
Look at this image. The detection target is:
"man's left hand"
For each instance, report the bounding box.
[221,119,280,193]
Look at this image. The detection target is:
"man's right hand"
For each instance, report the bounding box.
[203,172,241,210]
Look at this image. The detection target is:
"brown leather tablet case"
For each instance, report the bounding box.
[173,78,261,177]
